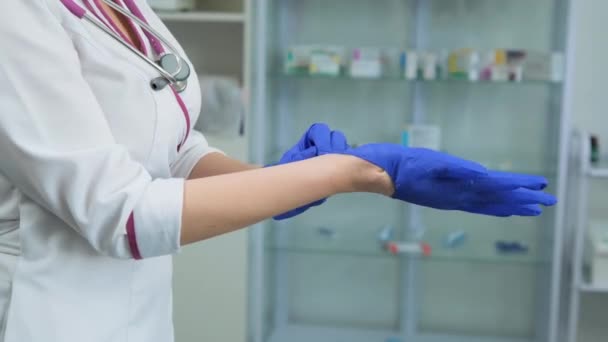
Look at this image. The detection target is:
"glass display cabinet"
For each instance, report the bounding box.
[247,1,575,341]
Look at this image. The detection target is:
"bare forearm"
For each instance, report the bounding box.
[180,154,392,245]
[188,152,258,179]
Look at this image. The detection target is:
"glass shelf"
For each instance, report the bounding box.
[156,11,245,23]
[278,71,562,86]
[266,224,550,266]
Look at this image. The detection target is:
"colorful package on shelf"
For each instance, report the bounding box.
[448,48,481,81]
[479,50,506,81]
[400,50,419,80]
[350,48,384,79]
[309,46,345,76]
[285,45,345,76]
[521,51,565,82]
[479,49,564,82]
[420,52,437,80]
[285,45,315,75]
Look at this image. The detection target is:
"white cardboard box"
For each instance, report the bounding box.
[586,222,608,287]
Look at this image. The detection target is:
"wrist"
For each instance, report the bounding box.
[326,154,394,196]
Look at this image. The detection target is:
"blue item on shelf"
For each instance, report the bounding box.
[318,227,337,239]
[444,231,467,248]
[495,241,529,254]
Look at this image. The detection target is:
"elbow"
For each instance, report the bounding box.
[89,212,142,260]
[94,211,181,260]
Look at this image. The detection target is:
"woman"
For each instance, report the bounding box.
[0,1,556,341]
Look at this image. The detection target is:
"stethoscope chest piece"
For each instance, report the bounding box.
[150,53,190,92]
[159,53,190,92]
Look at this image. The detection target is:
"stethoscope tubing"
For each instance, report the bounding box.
[59,0,187,90]
[101,0,184,77]
[83,12,178,84]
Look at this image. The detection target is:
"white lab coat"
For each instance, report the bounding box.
[0,1,219,341]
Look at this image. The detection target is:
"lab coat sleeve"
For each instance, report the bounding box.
[0,1,182,260]
[171,130,224,179]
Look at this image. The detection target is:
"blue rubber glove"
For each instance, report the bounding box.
[272,123,349,220]
[341,144,557,217]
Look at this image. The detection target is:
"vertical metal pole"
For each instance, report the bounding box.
[567,131,589,342]
[248,1,268,342]
[549,0,578,341]
[272,0,298,332]
[401,0,430,340]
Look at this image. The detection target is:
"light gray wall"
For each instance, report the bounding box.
[569,1,608,341]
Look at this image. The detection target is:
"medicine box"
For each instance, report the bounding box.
[585,222,608,287]
[350,48,383,79]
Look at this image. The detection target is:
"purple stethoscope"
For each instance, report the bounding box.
[59,0,190,93]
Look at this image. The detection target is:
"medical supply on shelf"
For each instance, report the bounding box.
[505,50,526,82]
[479,51,495,81]
[492,50,509,81]
[584,222,608,287]
[591,135,600,164]
[377,225,395,243]
[400,50,419,80]
[422,52,438,80]
[284,45,345,76]
[443,231,467,249]
[285,46,314,75]
[401,124,441,150]
[448,48,480,81]
[495,241,529,254]
[285,46,563,82]
[521,51,565,82]
[386,241,432,257]
[350,48,383,79]
[309,46,344,76]
[147,0,195,11]
[437,49,450,80]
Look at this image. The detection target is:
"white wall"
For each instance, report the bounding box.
[569,1,608,341]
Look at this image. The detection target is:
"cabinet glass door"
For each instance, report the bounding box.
[248,1,570,342]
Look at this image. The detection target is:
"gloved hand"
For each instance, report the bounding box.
[340,144,557,217]
[271,123,349,220]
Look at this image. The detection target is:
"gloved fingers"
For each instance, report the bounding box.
[465,203,543,217]
[481,188,557,207]
[330,130,349,152]
[303,123,332,151]
[287,147,318,163]
[473,171,548,191]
